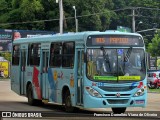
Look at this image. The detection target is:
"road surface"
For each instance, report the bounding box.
[0,79,159,120]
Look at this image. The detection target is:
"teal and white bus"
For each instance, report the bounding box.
[11,31,147,113]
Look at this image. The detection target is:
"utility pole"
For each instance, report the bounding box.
[73,6,78,32]
[132,8,136,33]
[59,0,63,34]
[129,7,139,33]
[56,0,63,34]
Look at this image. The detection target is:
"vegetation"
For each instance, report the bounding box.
[147,30,160,56]
[148,87,160,93]
[0,0,159,31]
[0,0,159,55]
[0,52,11,62]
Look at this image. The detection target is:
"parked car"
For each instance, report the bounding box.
[147,70,160,89]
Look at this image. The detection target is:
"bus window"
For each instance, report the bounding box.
[29,43,41,66]
[62,42,75,68]
[50,42,62,67]
[12,45,20,65]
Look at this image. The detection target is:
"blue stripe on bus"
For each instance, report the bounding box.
[48,68,56,102]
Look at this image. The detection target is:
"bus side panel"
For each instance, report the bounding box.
[33,66,41,100]
[47,67,57,102]
[25,66,42,100]
[11,66,21,95]
[47,68,76,106]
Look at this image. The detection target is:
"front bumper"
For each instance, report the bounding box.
[83,93,147,108]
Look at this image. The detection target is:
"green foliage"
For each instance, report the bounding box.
[0,0,159,64]
[147,30,160,56]
[0,52,11,62]
[0,0,8,13]
[0,0,159,34]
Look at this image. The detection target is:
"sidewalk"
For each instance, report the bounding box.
[0,78,10,81]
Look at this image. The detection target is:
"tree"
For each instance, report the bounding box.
[147,30,160,56]
[0,52,11,62]
[75,0,114,31]
[0,0,45,30]
[0,0,159,33]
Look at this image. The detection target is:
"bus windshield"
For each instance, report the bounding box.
[87,48,146,83]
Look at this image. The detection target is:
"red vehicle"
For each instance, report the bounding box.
[147,70,160,89]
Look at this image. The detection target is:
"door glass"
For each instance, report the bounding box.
[42,51,49,73]
[21,50,26,71]
[78,51,81,76]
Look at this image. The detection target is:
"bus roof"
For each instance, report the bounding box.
[13,31,142,44]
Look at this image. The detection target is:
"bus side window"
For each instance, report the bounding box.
[62,42,75,68]
[29,43,41,66]
[49,42,62,67]
[12,45,20,65]
[49,44,54,66]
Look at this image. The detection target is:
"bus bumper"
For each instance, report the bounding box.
[83,93,147,108]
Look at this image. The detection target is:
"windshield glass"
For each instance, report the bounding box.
[87,48,146,83]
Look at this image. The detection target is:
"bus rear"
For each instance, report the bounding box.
[83,32,147,113]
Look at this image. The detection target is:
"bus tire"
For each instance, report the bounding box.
[27,84,36,106]
[64,90,74,112]
[112,107,126,114]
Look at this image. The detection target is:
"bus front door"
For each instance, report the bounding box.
[20,49,27,95]
[77,49,84,105]
[41,50,49,100]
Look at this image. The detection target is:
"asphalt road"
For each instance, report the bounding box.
[0,79,159,120]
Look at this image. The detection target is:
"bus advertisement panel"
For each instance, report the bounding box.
[13,30,55,41]
[0,29,55,52]
[0,29,13,52]
[0,61,9,78]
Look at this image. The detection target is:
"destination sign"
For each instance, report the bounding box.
[86,35,143,46]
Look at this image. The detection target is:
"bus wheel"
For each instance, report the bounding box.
[27,84,36,106]
[112,107,126,114]
[64,90,74,112]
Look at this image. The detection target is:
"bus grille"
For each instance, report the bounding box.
[104,94,131,97]
[99,86,136,92]
[107,99,128,104]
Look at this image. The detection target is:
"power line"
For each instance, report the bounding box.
[137,7,160,10]
[0,7,159,26]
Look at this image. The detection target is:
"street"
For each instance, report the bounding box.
[0,80,159,120]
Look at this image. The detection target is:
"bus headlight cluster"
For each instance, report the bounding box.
[85,86,102,98]
[134,87,145,97]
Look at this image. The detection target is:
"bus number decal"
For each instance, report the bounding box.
[27,72,32,76]
[96,38,105,43]
[92,82,97,86]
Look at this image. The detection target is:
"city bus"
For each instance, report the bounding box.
[11,31,147,113]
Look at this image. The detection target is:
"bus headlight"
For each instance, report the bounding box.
[85,86,102,98]
[134,87,145,97]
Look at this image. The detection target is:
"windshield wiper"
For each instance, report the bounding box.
[121,47,132,75]
[125,47,132,62]
[100,46,111,71]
